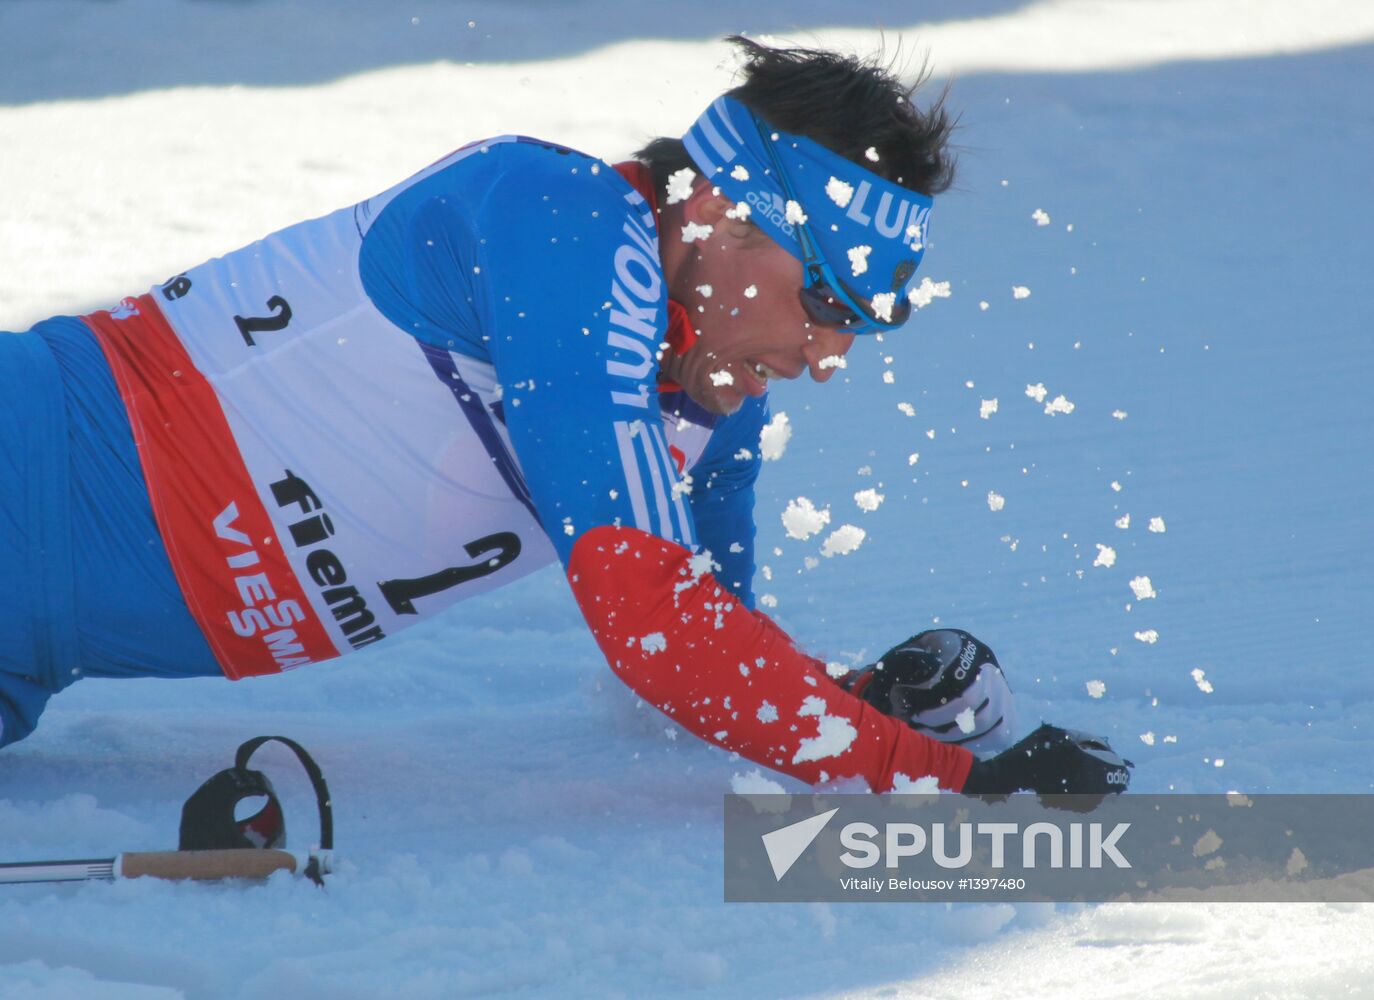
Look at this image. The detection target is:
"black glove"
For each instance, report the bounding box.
[845,628,1016,755]
[963,723,1133,797]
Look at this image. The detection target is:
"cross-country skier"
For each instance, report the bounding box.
[0,37,1130,797]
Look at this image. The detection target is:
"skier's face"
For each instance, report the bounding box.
[665,191,856,416]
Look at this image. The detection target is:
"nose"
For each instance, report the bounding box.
[803,327,857,383]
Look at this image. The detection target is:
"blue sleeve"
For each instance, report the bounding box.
[687,395,766,608]
[471,144,697,563]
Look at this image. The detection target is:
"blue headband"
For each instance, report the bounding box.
[681,96,933,333]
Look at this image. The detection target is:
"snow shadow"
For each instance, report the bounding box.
[0,0,1039,106]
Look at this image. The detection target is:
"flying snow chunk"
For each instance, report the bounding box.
[1140,731,1156,746]
[897,402,916,417]
[1026,383,1049,403]
[1115,514,1131,530]
[665,167,696,204]
[826,177,855,207]
[907,453,920,466]
[785,200,808,225]
[760,594,778,608]
[1044,395,1075,416]
[709,370,735,386]
[730,164,750,182]
[1086,680,1106,699]
[820,525,866,558]
[1191,668,1214,694]
[1012,286,1032,300]
[744,285,758,298]
[782,497,831,541]
[640,632,667,655]
[870,292,897,323]
[854,488,884,513]
[680,222,713,243]
[1134,629,1160,644]
[759,412,792,461]
[793,697,859,763]
[847,244,872,276]
[1287,848,1308,877]
[883,371,895,384]
[696,284,713,298]
[1032,208,1051,226]
[955,707,976,734]
[731,769,786,796]
[725,201,752,221]
[980,398,999,420]
[864,146,880,162]
[817,354,847,370]
[1094,544,1117,568]
[890,773,941,793]
[1113,410,1129,420]
[987,491,1006,512]
[1149,516,1167,533]
[907,277,951,309]
[824,661,850,679]
[1130,576,1158,600]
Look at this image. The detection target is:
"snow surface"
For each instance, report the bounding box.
[3,0,1374,997]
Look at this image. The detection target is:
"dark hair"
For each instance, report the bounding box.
[637,35,956,206]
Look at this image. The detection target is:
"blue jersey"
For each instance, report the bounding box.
[76,136,764,678]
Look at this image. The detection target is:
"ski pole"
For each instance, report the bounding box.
[0,848,332,885]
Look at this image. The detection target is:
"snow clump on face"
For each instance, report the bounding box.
[710,370,735,386]
[820,524,866,558]
[826,177,854,207]
[864,146,880,162]
[743,285,758,298]
[725,201,752,221]
[853,488,884,512]
[1129,576,1157,600]
[665,167,697,204]
[782,497,831,540]
[1094,544,1117,567]
[907,277,951,309]
[680,222,713,243]
[818,355,846,370]
[847,245,872,276]
[759,411,792,461]
[785,200,808,225]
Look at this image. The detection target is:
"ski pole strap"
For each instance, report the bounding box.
[235,735,334,852]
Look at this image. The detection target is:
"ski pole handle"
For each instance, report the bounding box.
[117,849,299,881]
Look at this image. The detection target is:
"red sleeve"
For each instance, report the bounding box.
[567,526,974,792]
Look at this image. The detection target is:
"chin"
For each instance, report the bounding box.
[685,383,741,416]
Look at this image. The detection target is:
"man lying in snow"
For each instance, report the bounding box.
[0,36,1129,797]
